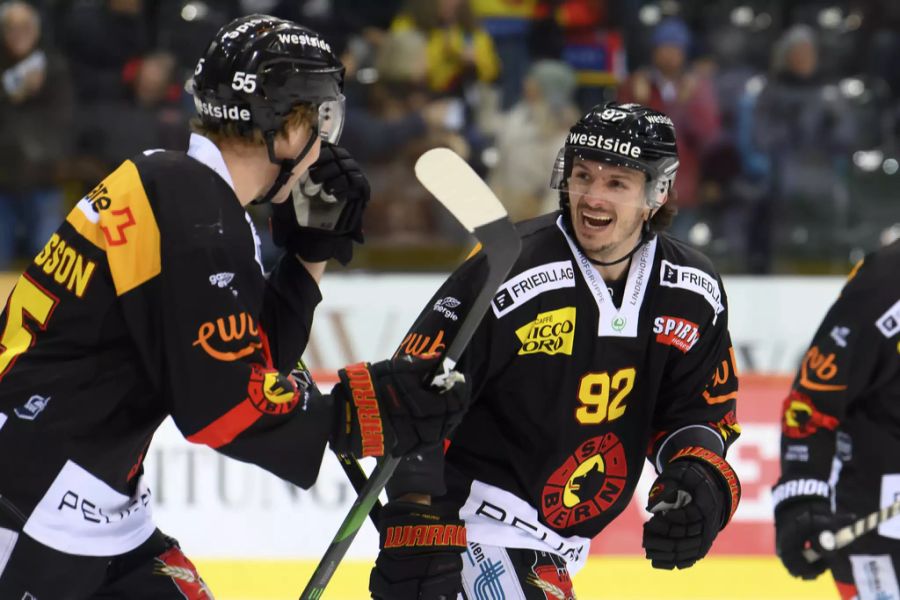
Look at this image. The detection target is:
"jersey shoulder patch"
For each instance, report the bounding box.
[490,213,574,318]
[656,235,725,321]
[65,160,160,296]
[491,258,576,318]
[875,299,900,339]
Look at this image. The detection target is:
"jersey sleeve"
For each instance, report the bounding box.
[259,253,323,374]
[649,275,741,472]
[99,160,331,489]
[772,262,893,509]
[386,248,497,498]
[393,248,497,390]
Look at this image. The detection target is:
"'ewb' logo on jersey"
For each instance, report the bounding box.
[876,299,900,339]
[492,261,575,318]
[515,307,576,356]
[659,260,724,321]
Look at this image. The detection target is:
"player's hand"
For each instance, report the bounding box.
[774,499,836,580]
[370,500,466,600]
[270,142,369,265]
[329,359,469,458]
[643,449,740,569]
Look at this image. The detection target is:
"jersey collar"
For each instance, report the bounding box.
[187,133,263,273]
[556,215,657,338]
[187,133,236,192]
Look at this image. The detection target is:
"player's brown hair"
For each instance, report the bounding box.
[649,190,678,232]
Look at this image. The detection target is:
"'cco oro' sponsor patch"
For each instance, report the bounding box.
[492,261,575,318]
[515,307,576,356]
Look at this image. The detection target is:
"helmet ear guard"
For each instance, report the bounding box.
[647,161,678,209]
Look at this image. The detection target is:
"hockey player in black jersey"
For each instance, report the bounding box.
[773,240,900,599]
[363,102,743,599]
[0,15,466,599]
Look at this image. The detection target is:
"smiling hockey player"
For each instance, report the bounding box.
[362,101,743,599]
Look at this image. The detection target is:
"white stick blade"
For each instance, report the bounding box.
[415,148,508,232]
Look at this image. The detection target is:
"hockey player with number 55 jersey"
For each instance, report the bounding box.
[362,102,743,599]
[0,15,468,599]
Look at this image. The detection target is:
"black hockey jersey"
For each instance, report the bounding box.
[0,135,332,557]
[773,240,900,519]
[390,213,740,571]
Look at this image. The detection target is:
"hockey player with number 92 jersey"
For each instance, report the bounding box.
[363,102,743,600]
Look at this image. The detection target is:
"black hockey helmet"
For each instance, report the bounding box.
[550,101,679,209]
[190,14,345,142]
[189,15,346,203]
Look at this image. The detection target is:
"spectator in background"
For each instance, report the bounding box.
[485,59,579,221]
[57,0,149,103]
[744,25,855,272]
[392,0,500,176]
[553,0,628,111]
[71,50,188,191]
[392,0,500,96]
[471,0,537,109]
[127,51,188,149]
[351,29,471,245]
[340,30,461,165]
[618,17,722,239]
[0,0,73,269]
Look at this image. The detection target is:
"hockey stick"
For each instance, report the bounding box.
[299,148,522,600]
[334,452,382,524]
[803,497,900,562]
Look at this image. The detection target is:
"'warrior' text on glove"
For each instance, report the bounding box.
[329,359,469,458]
[370,500,466,600]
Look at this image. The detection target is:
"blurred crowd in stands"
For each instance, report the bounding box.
[0,0,897,273]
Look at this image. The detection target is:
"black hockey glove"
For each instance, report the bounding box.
[774,499,841,580]
[643,447,741,570]
[270,142,369,265]
[370,500,466,600]
[329,359,469,459]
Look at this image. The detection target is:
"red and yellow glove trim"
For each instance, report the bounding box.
[671,446,741,526]
[384,523,467,549]
[343,362,386,457]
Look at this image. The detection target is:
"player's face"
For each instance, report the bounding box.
[566,159,649,261]
[270,122,321,204]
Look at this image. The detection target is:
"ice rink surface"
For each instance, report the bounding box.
[195,556,838,599]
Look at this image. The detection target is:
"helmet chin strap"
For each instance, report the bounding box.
[251,126,319,205]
